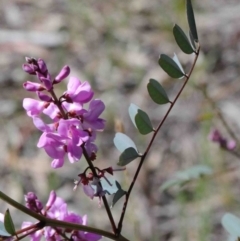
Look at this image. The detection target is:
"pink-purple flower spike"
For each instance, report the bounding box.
[22,57,106,168]
[23,191,102,241]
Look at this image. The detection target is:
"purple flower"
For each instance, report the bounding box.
[64,76,94,104]
[22,58,106,168]
[22,191,102,241]
[77,99,106,131]
[24,192,43,212]
[209,129,236,151]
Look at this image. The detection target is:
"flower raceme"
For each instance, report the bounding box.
[22,58,105,168]
[22,191,102,241]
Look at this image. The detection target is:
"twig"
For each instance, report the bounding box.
[117,45,201,234]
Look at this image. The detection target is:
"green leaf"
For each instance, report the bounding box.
[129,104,154,135]
[118,147,140,166]
[222,213,240,238]
[173,24,194,54]
[111,182,126,207]
[4,209,15,236]
[128,103,139,129]
[172,53,185,75]
[113,133,140,166]
[186,0,198,42]
[147,79,170,105]
[0,222,11,237]
[189,30,196,49]
[113,133,137,153]
[135,109,153,135]
[158,54,185,78]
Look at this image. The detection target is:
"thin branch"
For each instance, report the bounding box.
[0,191,126,241]
[117,45,201,233]
[82,147,117,234]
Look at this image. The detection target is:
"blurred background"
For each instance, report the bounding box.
[1,0,240,240]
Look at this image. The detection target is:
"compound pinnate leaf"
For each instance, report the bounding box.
[186,0,198,42]
[4,209,15,236]
[118,147,140,166]
[129,104,154,135]
[222,213,240,238]
[113,132,137,153]
[173,24,194,54]
[147,79,169,105]
[158,54,185,79]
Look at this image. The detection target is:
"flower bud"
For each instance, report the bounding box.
[46,190,57,209]
[37,91,52,102]
[54,65,70,83]
[37,58,48,74]
[23,81,45,92]
[22,64,36,75]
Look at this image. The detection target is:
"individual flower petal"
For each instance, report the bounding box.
[23,98,46,117]
[82,99,106,130]
[67,141,83,163]
[82,184,95,199]
[32,116,54,132]
[37,132,66,159]
[43,102,60,120]
[51,158,65,168]
[46,190,57,209]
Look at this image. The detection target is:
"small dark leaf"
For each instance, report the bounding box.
[111,181,127,207]
[222,213,240,238]
[135,109,154,135]
[115,181,122,190]
[118,147,140,166]
[186,0,198,42]
[173,24,194,54]
[4,209,15,236]
[147,79,169,105]
[158,54,185,78]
